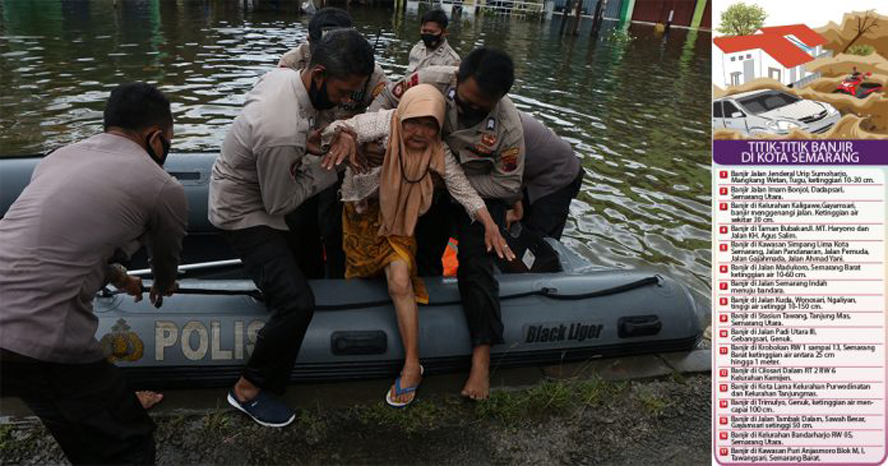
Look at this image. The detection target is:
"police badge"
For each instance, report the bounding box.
[100,318,144,362]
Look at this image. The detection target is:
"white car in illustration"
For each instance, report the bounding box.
[713,89,840,136]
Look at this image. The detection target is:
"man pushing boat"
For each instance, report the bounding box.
[0,82,187,464]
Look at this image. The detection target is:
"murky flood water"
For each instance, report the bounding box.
[0,1,712,307]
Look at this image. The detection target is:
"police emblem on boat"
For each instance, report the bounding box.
[100,318,144,362]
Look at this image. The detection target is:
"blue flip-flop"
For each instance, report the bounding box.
[385,365,424,408]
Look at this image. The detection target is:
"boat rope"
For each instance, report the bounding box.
[107,275,662,311]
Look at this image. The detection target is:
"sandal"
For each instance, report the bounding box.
[385,365,424,408]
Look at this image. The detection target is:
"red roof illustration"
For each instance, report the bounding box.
[757,24,827,47]
[714,24,827,69]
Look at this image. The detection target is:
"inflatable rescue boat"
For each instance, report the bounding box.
[1,154,704,388]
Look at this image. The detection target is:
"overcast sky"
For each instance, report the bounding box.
[712,0,886,34]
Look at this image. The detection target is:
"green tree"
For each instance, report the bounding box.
[717,3,768,36]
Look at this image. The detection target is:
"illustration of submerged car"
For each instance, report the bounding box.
[713,89,840,136]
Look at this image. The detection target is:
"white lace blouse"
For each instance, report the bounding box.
[322,109,485,220]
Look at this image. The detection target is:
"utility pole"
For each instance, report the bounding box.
[590,0,606,36]
[570,0,582,35]
[559,0,571,35]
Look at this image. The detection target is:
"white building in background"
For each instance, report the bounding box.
[712,24,831,90]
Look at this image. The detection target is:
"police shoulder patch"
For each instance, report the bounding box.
[481,132,497,147]
[393,82,405,98]
[371,81,387,99]
[472,144,494,156]
[500,147,520,172]
[407,72,420,88]
[501,147,519,158]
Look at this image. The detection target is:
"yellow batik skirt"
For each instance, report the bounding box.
[342,201,429,304]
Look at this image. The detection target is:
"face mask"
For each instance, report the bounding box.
[145,132,171,167]
[455,91,489,127]
[308,76,337,111]
[421,33,442,49]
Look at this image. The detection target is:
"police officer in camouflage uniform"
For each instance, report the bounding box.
[277,8,389,278]
[405,8,461,76]
[369,48,523,400]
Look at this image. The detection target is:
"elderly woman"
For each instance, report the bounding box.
[323,84,511,407]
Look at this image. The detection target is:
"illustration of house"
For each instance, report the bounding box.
[712,24,832,89]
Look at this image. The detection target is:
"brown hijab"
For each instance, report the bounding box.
[378,84,447,237]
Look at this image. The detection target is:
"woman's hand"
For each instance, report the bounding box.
[476,207,515,261]
[321,128,357,170]
[484,221,514,261]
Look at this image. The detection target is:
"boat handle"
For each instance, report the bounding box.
[331,331,387,356]
[618,315,662,338]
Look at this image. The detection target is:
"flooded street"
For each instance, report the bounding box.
[0,0,712,304]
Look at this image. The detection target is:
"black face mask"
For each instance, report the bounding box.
[454,91,489,128]
[145,132,171,167]
[308,77,337,111]
[421,33,442,49]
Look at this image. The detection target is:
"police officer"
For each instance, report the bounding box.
[210,29,375,427]
[506,112,583,240]
[278,7,389,279]
[369,48,523,400]
[0,82,186,465]
[405,8,461,75]
[278,7,389,126]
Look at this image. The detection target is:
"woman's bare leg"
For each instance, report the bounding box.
[385,260,422,403]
